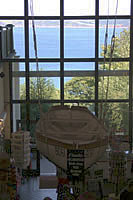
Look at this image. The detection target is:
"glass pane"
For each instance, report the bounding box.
[98,72,129,100]
[79,103,95,114]
[64,20,95,58]
[99,20,130,58]
[12,104,21,132]
[0,21,25,58]
[29,20,60,58]
[64,103,95,113]
[12,62,25,71]
[64,77,95,100]
[30,77,60,100]
[30,103,60,120]
[13,77,26,100]
[28,0,60,16]
[64,62,95,71]
[29,63,60,71]
[98,103,129,135]
[99,0,131,15]
[99,62,129,70]
[64,0,95,16]
[0,0,24,16]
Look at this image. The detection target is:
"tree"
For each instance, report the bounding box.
[20,77,60,138]
[20,77,60,100]
[98,29,130,132]
[64,29,130,133]
[64,77,95,100]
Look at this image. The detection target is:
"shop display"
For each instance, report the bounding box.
[11,130,31,169]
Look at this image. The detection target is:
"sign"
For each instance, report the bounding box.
[67,150,84,177]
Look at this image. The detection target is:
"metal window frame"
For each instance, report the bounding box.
[0,0,133,149]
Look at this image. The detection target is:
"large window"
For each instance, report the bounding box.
[0,0,133,150]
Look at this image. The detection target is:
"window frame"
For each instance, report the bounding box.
[0,0,133,150]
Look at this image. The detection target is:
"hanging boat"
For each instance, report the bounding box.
[35,106,108,175]
[11,130,31,169]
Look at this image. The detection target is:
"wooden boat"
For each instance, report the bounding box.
[35,106,108,175]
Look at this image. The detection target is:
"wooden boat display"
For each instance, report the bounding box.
[35,106,108,174]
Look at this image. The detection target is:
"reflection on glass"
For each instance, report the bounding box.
[30,77,60,100]
[64,20,95,58]
[0,0,24,16]
[29,20,60,58]
[64,77,95,100]
[99,0,130,15]
[99,20,130,58]
[64,0,95,16]
[28,0,60,16]
[64,62,95,71]
[29,63,60,71]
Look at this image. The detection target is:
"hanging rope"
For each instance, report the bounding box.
[99,0,119,155]
[101,0,119,123]
[100,0,109,120]
[105,0,118,101]
[30,0,41,112]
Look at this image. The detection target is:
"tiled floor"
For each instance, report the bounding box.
[18,177,57,200]
[18,157,57,200]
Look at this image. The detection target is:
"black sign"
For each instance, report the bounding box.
[67,150,84,177]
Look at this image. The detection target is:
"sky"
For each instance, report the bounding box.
[0,0,131,16]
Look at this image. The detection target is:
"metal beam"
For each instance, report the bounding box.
[12,70,129,77]
[129,0,133,151]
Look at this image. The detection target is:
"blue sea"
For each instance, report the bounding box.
[14,26,127,59]
[13,26,128,88]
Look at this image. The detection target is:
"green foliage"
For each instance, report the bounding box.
[20,77,60,118]
[98,29,130,132]
[101,29,130,58]
[64,77,95,100]
[20,29,130,134]
[20,77,60,100]
[20,77,60,136]
[64,29,130,133]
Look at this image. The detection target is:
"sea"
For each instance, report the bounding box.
[14,26,127,59]
[14,26,127,64]
[13,26,128,88]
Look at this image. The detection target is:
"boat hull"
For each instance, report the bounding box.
[36,135,108,172]
[35,106,108,172]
